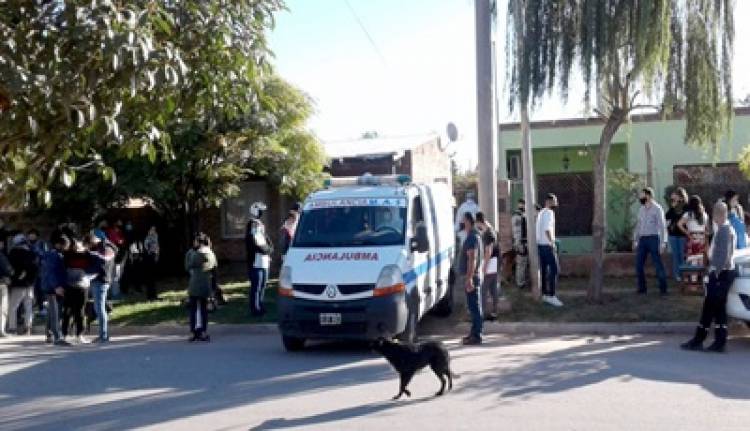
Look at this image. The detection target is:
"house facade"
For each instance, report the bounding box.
[497,107,750,254]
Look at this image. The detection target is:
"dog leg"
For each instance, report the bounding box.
[431,364,447,396]
[396,373,414,399]
[446,371,453,391]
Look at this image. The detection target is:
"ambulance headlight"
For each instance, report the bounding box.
[374,265,405,297]
[278,266,294,297]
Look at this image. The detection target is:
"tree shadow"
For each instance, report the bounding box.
[455,334,750,402]
[0,335,393,431]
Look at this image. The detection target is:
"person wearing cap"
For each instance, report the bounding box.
[88,232,117,343]
[537,193,563,307]
[8,234,39,335]
[246,202,273,316]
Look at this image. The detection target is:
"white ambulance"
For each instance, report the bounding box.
[277,174,455,351]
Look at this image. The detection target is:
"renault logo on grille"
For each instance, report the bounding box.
[325,284,337,298]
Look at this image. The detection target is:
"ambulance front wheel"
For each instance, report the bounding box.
[282,335,306,351]
[398,296,419,343]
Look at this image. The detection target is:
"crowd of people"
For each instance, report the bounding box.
[0,218,160,345]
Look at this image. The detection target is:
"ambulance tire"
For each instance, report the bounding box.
[433,270,455,317]
[398,294,419,343]
[282,335,306,352]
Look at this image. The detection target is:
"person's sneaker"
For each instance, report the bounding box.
[76,336,90,345]
[547,296,564,307]
[54,339,71,346]
[462,335,482,346]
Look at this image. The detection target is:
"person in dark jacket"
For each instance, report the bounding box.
[0,238,14,337]
[41,235,70,345]
[278,211,297,259]
[682,201,737,353]
[246,202,272,316]
[8,234,39,335]
[185,233,217,342]
[88,232,117,343]
[63,239,93,344]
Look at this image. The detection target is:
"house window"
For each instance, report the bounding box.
[508,154,522,180]
[222,182,268,238]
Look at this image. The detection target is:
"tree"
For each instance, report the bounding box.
[0,0,283,206]
[44,75,324,237]
[506,0,734,302]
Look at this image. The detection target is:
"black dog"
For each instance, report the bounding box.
[373,338,457,400]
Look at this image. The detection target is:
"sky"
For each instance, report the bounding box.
[270,0,750,169]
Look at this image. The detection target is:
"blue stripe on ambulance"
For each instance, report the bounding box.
[403,248,453,287]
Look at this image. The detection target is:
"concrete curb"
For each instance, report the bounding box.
[100,321,721,338]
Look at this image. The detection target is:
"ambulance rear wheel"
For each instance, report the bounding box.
[282,335,306,351]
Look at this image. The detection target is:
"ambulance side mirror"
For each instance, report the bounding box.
[410,224,429,253]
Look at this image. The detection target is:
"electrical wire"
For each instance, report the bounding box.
[343,0,387,66]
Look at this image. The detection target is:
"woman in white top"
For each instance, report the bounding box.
[678,195,709,236]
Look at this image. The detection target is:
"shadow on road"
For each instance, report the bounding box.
[454,334,750,402]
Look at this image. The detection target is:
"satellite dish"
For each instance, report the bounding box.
[446,122,458,142]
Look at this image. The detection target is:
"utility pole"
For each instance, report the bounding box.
[475,0,498,228]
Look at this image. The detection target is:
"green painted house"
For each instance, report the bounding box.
[497,107,750,254]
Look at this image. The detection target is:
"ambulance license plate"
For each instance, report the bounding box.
[319,313,342,326]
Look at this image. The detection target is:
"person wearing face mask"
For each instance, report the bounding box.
[536,193,563,307]
[664,188,689,282]
[724,190,747,250]
[633,187,668,295]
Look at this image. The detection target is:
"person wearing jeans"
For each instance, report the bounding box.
[88,233,117,343]
[8,234,38,335]
[459,212,483,345]
[536,194,563,307]
[245,202,272,317]
[665,188,688,281]
[682,201,737,353]
[476,212,500,320]
[634,187,668,295]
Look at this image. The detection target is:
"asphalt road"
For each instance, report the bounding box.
[1,331,749,431]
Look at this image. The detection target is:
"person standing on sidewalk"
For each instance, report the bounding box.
[0,239,13,337]
[88,232,117,343]
[681,201,737,353]
[185,233,217,342]
[62,239,93,344]
[8,234,39,335]
[665,188,688,282]
[724,190,747,250]
[41,235,70,345]
[476,212,500,320]
[143,226,160,301]
[246,202,272,317]
[459,212,483,345]
[634,187,668,295]
[536,194,563,307]
[511,199,529,289]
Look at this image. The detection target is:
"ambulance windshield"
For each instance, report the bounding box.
[294,198,407,248]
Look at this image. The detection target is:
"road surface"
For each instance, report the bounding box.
[1,331,749,430]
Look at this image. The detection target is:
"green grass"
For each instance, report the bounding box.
[110,274,278,326]
[495,277,704,323]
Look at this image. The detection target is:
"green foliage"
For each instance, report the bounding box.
[0,0,284,206]
[606,169,643,252]
[506,0,734,149]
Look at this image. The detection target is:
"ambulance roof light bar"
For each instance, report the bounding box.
[323,173,411,188]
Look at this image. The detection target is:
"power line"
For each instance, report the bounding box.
[343,0,387,66]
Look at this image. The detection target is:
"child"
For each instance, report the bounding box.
[185,233,217,342]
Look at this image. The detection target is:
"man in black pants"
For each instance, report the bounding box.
[681,201,737,353]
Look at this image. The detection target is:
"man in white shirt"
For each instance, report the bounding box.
[633,187,668,295]
[536,193,563,307]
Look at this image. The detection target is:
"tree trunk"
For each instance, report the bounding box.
[588,114,625,302]
[520,103,541,299]
[645,141,654,188]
